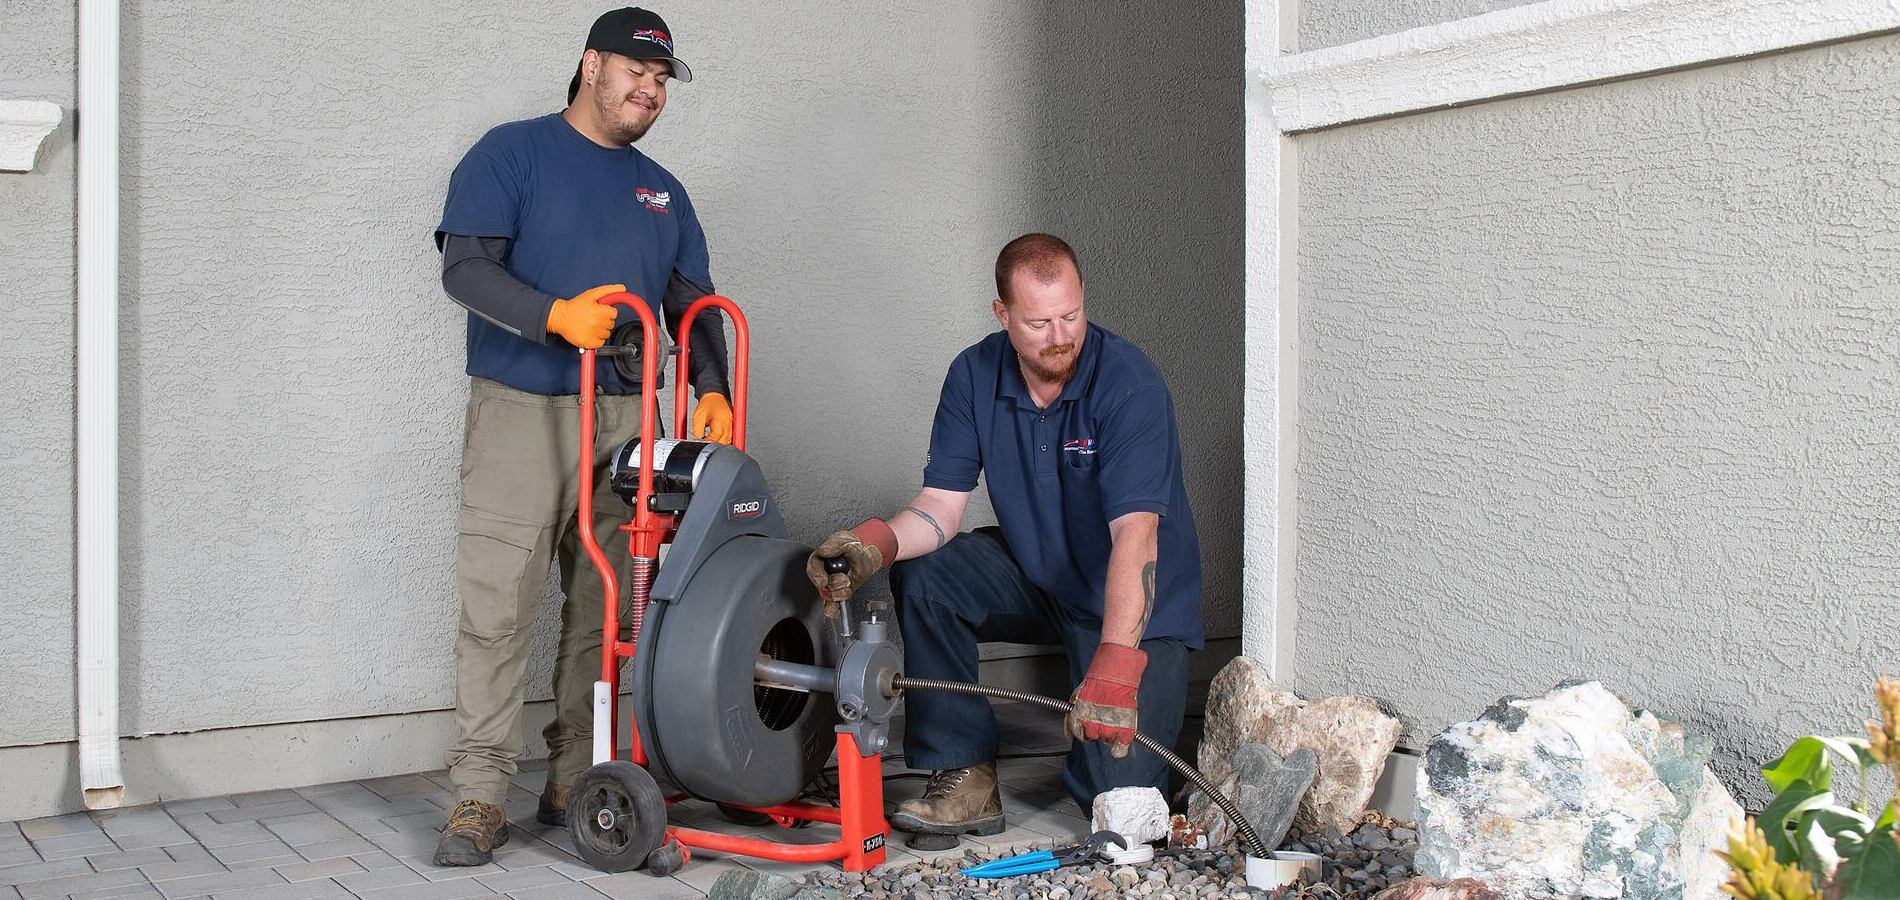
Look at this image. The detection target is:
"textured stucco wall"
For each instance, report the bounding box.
[1297,0,1539,50]
[0,1,78,746]
[0,0,1241,749]
[1291,34,1900,805]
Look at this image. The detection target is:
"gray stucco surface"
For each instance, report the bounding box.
[1,1,1240,748]
[1293,34,1900,806]
[0,1,77,747]
[1297,1,1539,51]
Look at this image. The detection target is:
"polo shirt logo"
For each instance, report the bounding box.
[631,29,673,53]
[1062,438,1097,456]
[636,187,672,213]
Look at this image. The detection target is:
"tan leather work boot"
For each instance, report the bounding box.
[537,781,570,827]
[888,763,1005,838]
[434,799,510,866]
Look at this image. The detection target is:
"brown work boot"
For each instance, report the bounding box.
[888,763,1005,839]
[537,781,570,827]
[433,799,510,866]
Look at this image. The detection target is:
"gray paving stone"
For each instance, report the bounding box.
[149,867,284,899]
[0,848,41,868]
[163,844,216,865]
[208,841,295,867]
[32,830,122,860]
[137,856,229,883]
[93,808,182,837]
[334,865,425,893]
[381,809,451,833]
[85,847,177,871]
[289,838,378,861]
[0,886,15,900]
[586,872,706,900]
[259,815,355,849]
[204,880,353,900]
[0,826,25,852]
[291,782,371,801]
[162,799,236,817]
[408,858,507,882]
[266,857,363,883]
[228,792,303,809]
[18,814,102,841]
[223,856,304,873]
[204,803,319,826]
[358,775,440,800]
[0,856,94,886]
[354,878,496,899]
[69,882,165,900]
[111,828,199,851]
[505,882,605,900]
[489,838,578,872]
[346,850,405,870]
[475,866,572,893]
[176,816,273,850]
[363,829,439,859]
[16,866,149,900]
[664,857,748,893]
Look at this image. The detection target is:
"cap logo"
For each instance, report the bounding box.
[631,28,672,53]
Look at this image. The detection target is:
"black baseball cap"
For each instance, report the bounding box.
[567,7,693,102]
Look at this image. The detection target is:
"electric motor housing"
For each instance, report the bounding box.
[610,438,715,507]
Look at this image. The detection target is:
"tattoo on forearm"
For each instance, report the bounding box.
[1138,560,1157,633]
[900,505,947,549]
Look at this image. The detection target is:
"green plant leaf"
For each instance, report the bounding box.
[1798,814,1846,879]
[1760,781,1836,865]
[1765,737,1837,793]
[1878,801,1897,831]
[1836,830,1900,900]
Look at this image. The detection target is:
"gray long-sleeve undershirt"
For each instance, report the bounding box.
[439,233,730,397]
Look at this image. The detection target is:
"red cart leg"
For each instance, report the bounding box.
[836,732,888,872]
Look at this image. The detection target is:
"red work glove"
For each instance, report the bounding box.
[804,518,898,604]
[1068,642,1147,759]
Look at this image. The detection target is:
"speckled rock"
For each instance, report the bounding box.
[1268,695,1403,833]
[1372,876,1503,900]
[1415,681,1739,899]
[1204,743,1316,850]
[1195,656,1305,790]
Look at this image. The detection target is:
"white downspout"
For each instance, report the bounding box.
[76,0,124,810]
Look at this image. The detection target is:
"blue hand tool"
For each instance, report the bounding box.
[960,831,1128,879]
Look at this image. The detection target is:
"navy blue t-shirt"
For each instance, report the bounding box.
[922,324,1205,648]
[437,113,713,395]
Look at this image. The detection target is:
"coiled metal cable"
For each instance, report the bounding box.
[889,675,1271,859]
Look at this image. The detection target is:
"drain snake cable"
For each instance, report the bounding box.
[885,676,1272,859]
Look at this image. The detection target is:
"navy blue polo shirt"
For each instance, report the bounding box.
[436,113,713,395]
[922,323,1205,648]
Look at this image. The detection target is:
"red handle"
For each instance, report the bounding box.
[674,294,750,451]
[579,291,660,686]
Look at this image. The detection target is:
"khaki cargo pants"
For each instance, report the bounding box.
[446,377,644,805]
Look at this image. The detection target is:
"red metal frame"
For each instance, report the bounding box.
[574,292,888,872]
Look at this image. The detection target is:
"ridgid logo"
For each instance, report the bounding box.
[636,188,672,214]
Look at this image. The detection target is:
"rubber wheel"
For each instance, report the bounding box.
[644,839,687,876]
[567,761,668,873]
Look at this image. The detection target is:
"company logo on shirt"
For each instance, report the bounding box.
[636,187,672,214]
[631,29,673,53]
[1063,438,1097,456]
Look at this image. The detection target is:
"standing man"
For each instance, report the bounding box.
[432,7,732,866]
[807,233,1205,843]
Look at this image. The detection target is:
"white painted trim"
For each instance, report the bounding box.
[0,101,62,173]
[1263,0,1900,132]
[1242,1,1297,679]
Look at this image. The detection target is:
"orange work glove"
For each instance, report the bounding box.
[545,283,626,349]
[691,392,734,444]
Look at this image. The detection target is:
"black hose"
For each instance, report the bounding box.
[890,675,1272,859]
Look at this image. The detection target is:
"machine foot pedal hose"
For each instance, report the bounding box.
[888,676,1272,859]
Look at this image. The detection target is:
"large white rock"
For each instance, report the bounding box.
[1415,681,1740,900]
[1091,786,1170,845]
